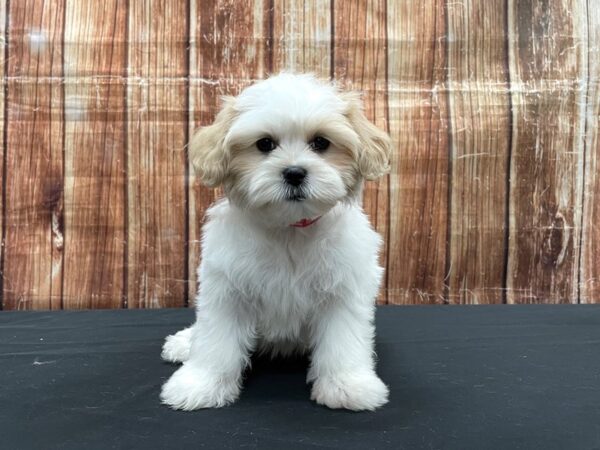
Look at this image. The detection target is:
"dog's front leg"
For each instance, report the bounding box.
[308,300,389,411]
[160,281,255,410]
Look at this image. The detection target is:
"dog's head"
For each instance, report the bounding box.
[189,73,391,226]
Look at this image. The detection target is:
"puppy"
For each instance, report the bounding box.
[160,73,392,411]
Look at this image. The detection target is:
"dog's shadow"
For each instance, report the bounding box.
[239,353,312,402]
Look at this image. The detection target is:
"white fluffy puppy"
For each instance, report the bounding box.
[160,73,392,411]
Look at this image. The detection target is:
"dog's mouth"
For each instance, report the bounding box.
[285,188,306,202]
[287,193,306,202]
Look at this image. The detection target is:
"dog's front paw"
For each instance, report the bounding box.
[311,371,389,411]
[161,327,193,363]
[160,364,240,410]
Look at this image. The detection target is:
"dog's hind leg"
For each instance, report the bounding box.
[161,326,193,363]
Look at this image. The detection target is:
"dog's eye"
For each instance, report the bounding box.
[309,136,330,152]
[256,137,277,153]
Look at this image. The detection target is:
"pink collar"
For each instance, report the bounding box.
[289,216,322,228]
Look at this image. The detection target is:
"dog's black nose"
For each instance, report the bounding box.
[282,166,307,186]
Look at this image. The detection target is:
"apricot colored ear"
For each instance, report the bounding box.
[188,96,237,187]
[341,92,392,180]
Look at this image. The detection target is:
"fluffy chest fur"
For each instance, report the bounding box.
[198,200,383,346]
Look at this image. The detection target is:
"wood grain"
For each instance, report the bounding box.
[580,5,599,303]
[272,0,331,77]
[387,0,449,304]
[446,0,510,304]
[0,0,5,309]
[333,0,389,303]
[188,0,272,305]
[3,0,64,310]
[0,1,597,309]
[126,0,187,308]
[62,1,127,309]
[506,0,587,303]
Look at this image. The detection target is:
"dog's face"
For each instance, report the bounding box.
[189,74,392,226]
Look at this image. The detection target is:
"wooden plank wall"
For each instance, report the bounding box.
[4,0,64,309]
[0,0,597,309]
[127,0,187,308]
[62,1,128,309]
[387,1,448,304]
[446,0,510,304]
[581,5,600,303]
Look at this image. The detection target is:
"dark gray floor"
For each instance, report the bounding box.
[1,306,599,449]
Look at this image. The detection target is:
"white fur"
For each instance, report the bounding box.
[161,327,193,363]
[160,73,391,411]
